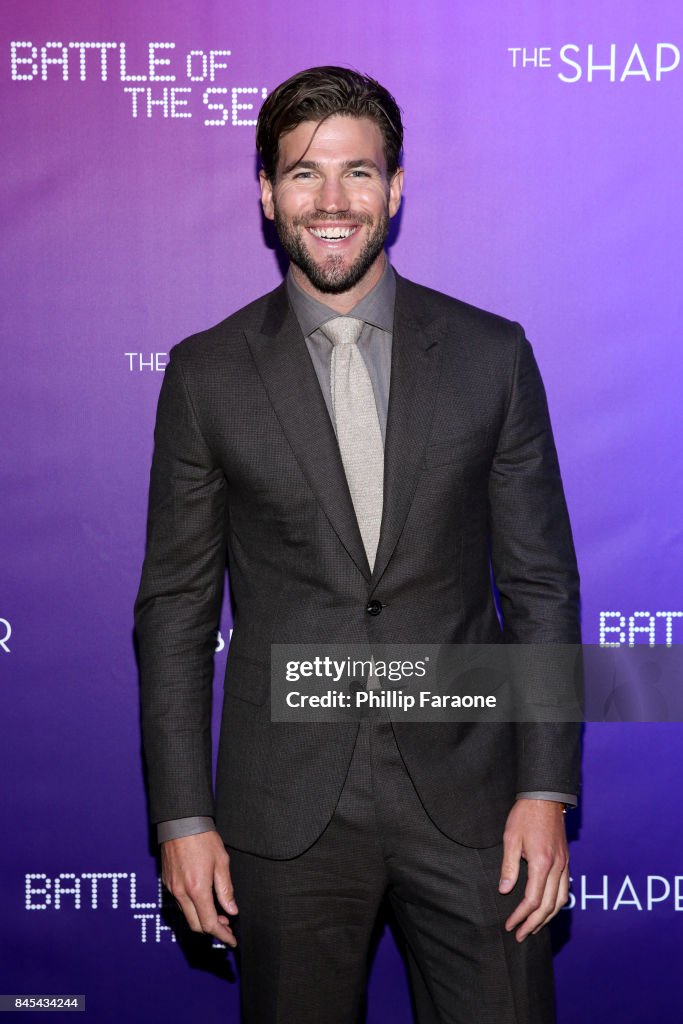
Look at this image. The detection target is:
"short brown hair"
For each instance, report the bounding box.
[256,66,403,181]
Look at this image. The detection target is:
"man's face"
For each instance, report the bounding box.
[260,115,403,299]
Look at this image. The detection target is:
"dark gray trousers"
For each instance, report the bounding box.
[228,717,555,1024]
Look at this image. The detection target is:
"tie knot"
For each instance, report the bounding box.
[321,316,364,347]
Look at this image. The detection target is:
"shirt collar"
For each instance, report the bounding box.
[286,256,396,338]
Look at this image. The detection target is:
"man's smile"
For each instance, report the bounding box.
[307,225,359,242]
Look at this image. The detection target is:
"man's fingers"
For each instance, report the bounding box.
[214,858,239,916]
[173,890,202,933]
[498,833,522,894]
[504,852,550,933]
[510,857,567,942]
[556,862,570,913]
[177,886,238,947]
[184,873,237,946]
[531,863,570,935]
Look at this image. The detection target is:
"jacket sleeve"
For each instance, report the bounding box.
[487,325,581,796]
[134,347,227,824]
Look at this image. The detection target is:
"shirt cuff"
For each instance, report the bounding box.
[516,792,577,808]
[157,816,217,844]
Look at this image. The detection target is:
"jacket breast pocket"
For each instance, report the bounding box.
[422,428,490,469]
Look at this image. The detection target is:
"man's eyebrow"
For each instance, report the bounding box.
[343,159,382,172]
[281,158,383,175]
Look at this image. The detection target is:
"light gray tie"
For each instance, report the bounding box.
[321,316,384,571]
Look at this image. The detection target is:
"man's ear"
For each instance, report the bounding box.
[259,169,275,221]
[388,167,404,218]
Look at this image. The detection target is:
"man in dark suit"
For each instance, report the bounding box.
[135,66,580,1023]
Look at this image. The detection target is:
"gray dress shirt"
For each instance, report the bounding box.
[157,259,574,844]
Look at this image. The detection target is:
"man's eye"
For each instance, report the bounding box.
[293,171,314,179]
[349,170,371,178]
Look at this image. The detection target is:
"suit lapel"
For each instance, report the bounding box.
[243,275,444,588]
[244,284,372,581]
[371,275,443,588]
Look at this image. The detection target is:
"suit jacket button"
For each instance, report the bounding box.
[366,599,382,616]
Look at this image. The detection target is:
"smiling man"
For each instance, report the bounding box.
[135,66,581,1023]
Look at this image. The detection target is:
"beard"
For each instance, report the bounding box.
[273,207,390,295]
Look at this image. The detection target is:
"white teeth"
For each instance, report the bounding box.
[310,226,357,240]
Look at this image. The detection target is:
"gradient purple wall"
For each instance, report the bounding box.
[2,1,682,1020]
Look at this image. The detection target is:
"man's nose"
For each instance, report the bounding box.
[315,175,349,213]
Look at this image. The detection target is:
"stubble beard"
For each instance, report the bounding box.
[273,207,390,295]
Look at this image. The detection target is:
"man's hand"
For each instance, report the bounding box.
[161,830,239,947]
[498,798,568,943]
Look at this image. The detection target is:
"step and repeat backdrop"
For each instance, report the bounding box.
[2,1,682,1020]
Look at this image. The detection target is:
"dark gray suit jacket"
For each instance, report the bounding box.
[135,272,581,858]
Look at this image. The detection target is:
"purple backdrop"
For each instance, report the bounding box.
[2,1,682,1020]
